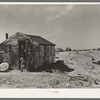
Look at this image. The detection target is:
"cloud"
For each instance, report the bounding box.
[47,5,74,20]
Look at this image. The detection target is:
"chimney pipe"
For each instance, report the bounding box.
[6,33,8,39]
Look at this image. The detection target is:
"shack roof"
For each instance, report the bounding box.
[25,34,55,46]
[0,32,56,46]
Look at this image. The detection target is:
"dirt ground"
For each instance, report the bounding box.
[0,70,95,88]
[0,70,70,88]
[55,50,100,88]
[1,50,100,88]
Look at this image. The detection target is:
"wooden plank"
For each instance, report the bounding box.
[40,45,44,57]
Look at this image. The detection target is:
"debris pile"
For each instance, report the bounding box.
[55,50,100,88]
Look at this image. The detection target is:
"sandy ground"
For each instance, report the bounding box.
[0,50,100,88]
[0,70,70,88]
[0,70,95,88]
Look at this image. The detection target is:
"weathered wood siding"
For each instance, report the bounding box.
[0,53,10,64]
[0,33,55,70]
[49,46,55,63]
[0,33,21,53]
[39,45,55,65]
[0,34,21,67]
[40,45,44,65]
[37,45,55,67]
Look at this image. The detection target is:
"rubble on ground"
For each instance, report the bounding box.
[54,50,100,88]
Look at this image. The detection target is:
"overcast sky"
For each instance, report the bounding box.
[0,4,100,49]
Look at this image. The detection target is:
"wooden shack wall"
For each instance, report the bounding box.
[39,45,55,66]
[0,33,55,69]
[0,33,20,53]
[0,34,19,67]
[39,45,44,65]
[0,53,10,64]
[0,44,8,53]
[49,46,55,63]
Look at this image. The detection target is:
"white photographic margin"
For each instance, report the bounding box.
[0,2,100,98]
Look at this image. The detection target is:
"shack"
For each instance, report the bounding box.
[0,32,56,71]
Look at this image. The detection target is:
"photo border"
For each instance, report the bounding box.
[0,1,100,99]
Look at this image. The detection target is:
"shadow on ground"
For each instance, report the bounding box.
[29,60,74,73]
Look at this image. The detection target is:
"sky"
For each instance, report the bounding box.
[0,4,100,50]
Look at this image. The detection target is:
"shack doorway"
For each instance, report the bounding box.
[18,39,26,70]
[18,38,35,71]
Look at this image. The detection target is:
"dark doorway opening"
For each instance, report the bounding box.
[18,39,26,70]
[18,38,35,71]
